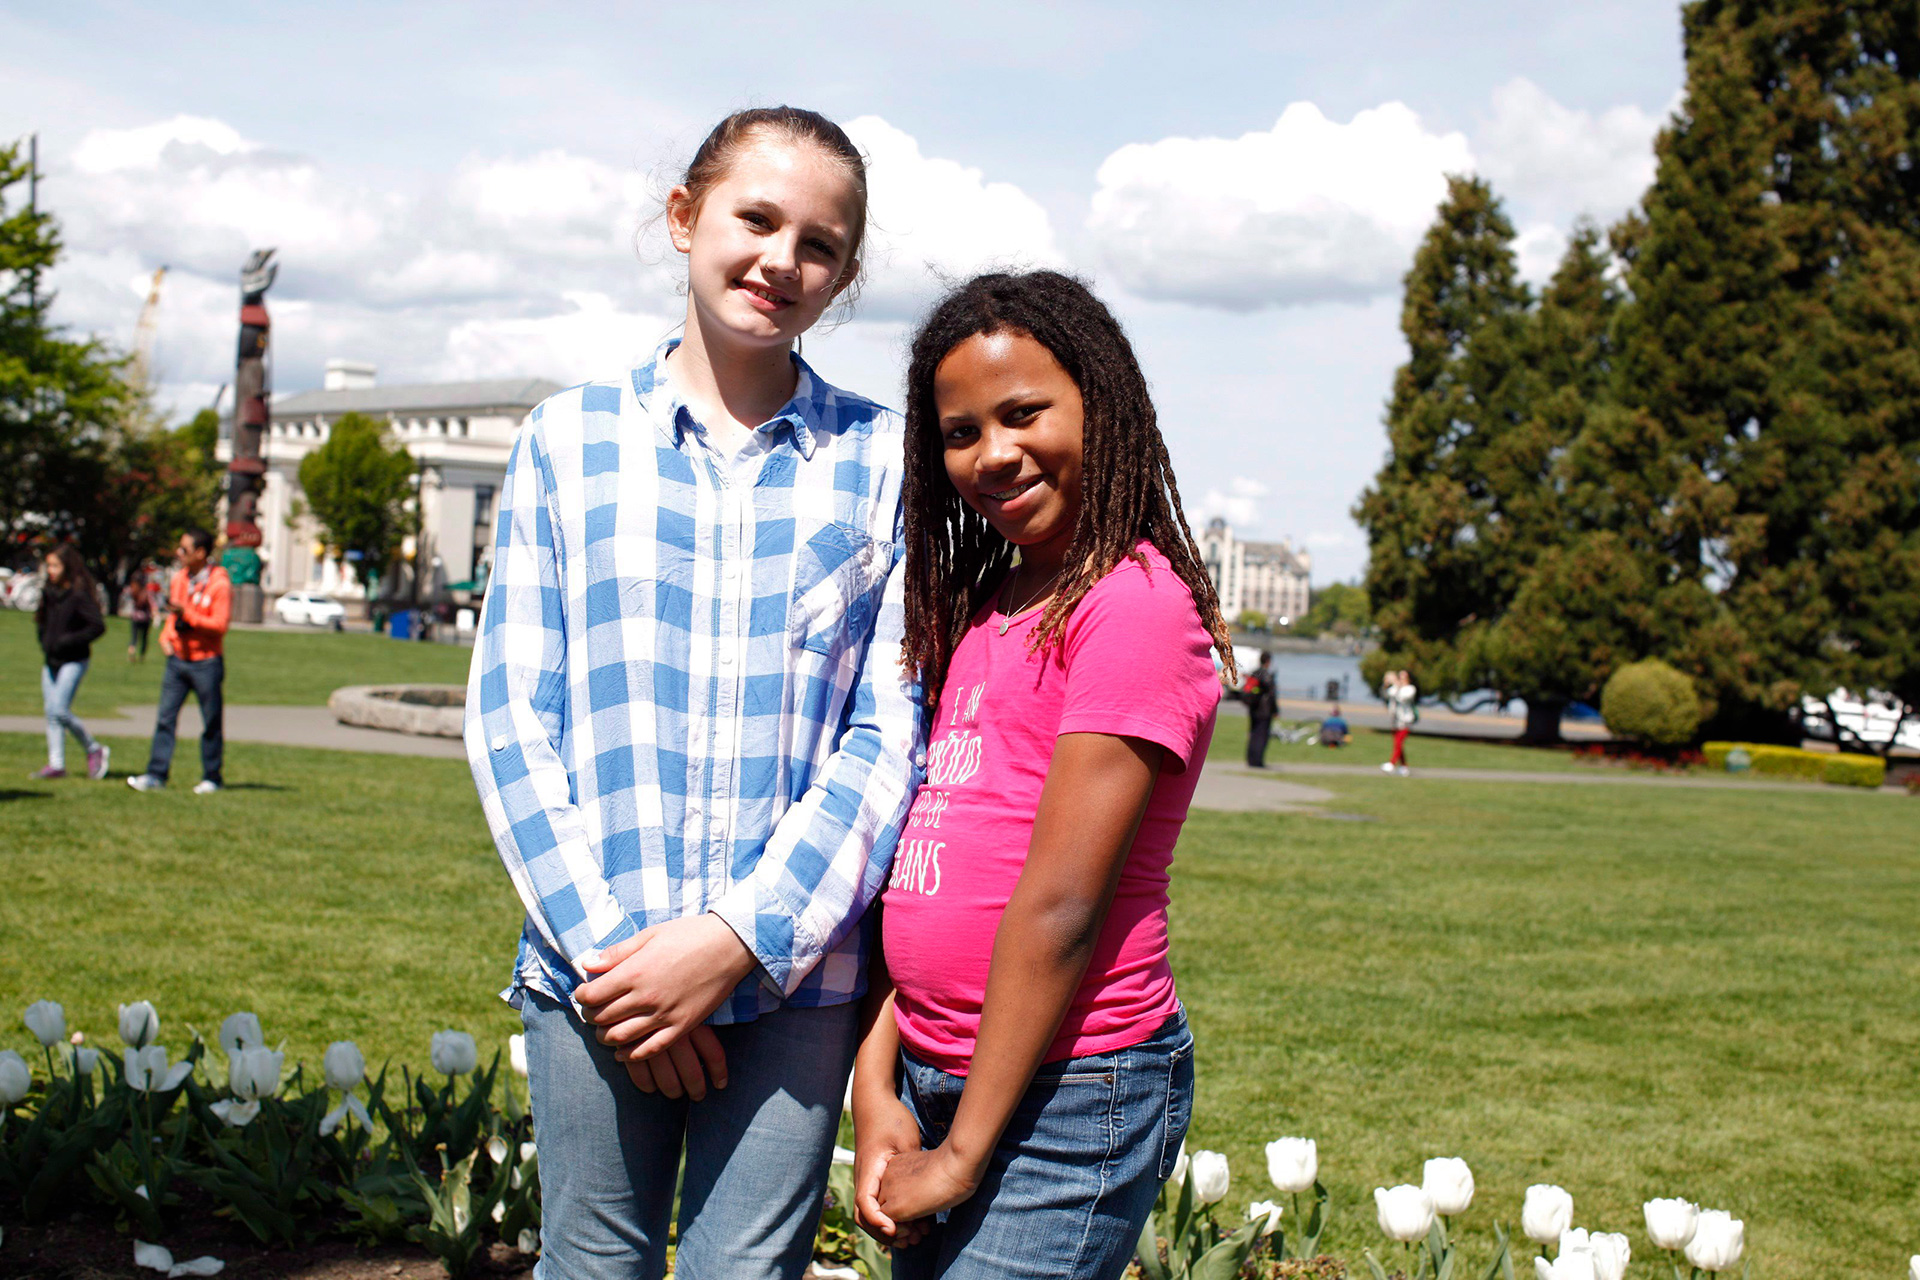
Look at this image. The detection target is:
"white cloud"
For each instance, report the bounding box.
[437,292,680,386]
[1194,475,1270,528]
[1473,78,1669,226]
[845,116,1062,318]
[1087,102,1473,310]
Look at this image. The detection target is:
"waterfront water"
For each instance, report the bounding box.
[1223,647,1529,719]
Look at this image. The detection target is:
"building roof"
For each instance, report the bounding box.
[272,377,564,418]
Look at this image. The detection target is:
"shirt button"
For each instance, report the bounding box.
[491,733,509,751]
[719,650,735,666]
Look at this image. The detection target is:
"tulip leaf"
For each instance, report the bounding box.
[1190,1220,1264,1280]
[1170,1168,1197,1258]
[1302,1180,1329,1257]
[1364,1247,1392,1280]
[1133,1213,1170,1280]
[1483,1222,1514,1280]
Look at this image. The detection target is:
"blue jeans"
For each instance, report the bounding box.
[42,661,96,770]
[520,989,857,1280]
[146,655,223,784]
[893,1008,1195,1280]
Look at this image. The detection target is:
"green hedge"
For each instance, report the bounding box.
[1702,742,1887,788]
[1601,659,1703,746]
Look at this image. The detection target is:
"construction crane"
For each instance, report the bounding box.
[129,265,167,390]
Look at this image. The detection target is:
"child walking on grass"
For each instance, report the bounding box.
[850,271,1233,1280]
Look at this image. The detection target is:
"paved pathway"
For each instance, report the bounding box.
[3,707,1896,800]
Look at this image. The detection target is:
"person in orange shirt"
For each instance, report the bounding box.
[128,528,232,794]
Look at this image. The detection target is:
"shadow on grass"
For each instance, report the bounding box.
[219,782,293,792]
[0,789,51,802]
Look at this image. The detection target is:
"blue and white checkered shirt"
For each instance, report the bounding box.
[465,339,923,1022]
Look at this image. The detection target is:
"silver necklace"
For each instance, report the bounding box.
[998,562,1063,636]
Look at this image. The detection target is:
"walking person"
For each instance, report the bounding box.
[128,529,231,794]
[124,567,155,662]
[850,271,1232,1279]
[1382,668,1417,776]
[31,544,109,780]
[466,107,920,1280]
[1240,649,1278,767]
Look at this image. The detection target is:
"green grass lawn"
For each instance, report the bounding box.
[0,608,473,716]
[1,730,1914,1278]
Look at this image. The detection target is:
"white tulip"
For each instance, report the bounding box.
[1682,1209,1744,1272]
[218,1013,263,1058]
[1190,1150,1230,1205]
[1422,1156,1474,1215]
[119,1001,159,1049]
[517,1229,539,1255]
[209,1098,261,1128]
[24,1000,66,1047]
[322,1041,366,1092]
[1374,1184,1436,1242]
[1642,1198,1699,1250]
[488,1134,509,1164]
[509,1033,528,1077]
[74,1046,101,1076]
[227,1047,283,1101]
[319,1095,372,1137]
[124,1046,192,1093]
[1521,1184,1574,1244]
[430,1030,478,1076]
[1559,1228,1592,1255]
[1248,1200,1283,1236]
[1533,1253,1596,1280]
[1265,1137,1318,1194]
[134,1241,224,1277]
[1908,1255,1918,1280]
[1170,1141,1189,1188]
[0,1050,30,1104]
[1588,1231,1630,1280]
[520,1140,537,1162]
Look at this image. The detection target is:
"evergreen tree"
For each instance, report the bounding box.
[1354,175,1532,706]
[297,412,415,596]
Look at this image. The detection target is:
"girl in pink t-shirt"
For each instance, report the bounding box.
[850,271,1235,1279]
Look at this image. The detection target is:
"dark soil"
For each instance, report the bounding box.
[0,1218,535,1280]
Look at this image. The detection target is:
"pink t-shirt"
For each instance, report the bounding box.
[883,542,1219,1074]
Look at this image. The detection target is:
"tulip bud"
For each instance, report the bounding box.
[1170,1141,1188,1188]
[118,1001,159,1049]
[1533,1254,1597,1280]
[491,1198,506,1223]
[219,1012,264,1058]
[509,1033,528,1077]
[517,1229,539,1255]
[430,1030,478,1076]
[1682,1209,1743,1272]
[1421,1156,1474,1215]
[74,1046,100,1076]
[323,1041,366,1092]
[1642,1198,1698,1251]
[0,1049,30,1104]
[1588,1232,1630,1280]
[24,1000,66,1047]
[489,1134,509,1164]
[1190,1150,1230,1205]
[1265,1136,1317,1194]
[228,1046,284,1101]
[1908,1255,1918,1280]
[1248,1200,1282,1237]
[1374,1184,1436,1243]
[1521,1184,1574,1244]
[520,1140,538,1162]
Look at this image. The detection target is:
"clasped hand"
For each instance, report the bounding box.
[574,913,757,1102]
[852,1092,980,1249]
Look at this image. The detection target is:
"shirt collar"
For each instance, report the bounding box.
[634,337,821,461]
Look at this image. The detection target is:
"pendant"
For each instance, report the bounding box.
[999,615,1011,637]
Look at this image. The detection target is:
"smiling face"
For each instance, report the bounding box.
[668,136,861,354]
[933,328,1086,576]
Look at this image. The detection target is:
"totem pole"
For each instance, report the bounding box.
[222,248,276,624]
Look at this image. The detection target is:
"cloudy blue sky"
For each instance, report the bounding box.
[3,1,1687,582]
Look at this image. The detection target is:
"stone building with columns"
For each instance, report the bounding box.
[223,359,561,602]
[1196,517,1312,626]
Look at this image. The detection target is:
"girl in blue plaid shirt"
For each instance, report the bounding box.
[469,107,922,1280]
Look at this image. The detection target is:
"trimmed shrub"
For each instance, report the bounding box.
[1601,659,1703,747]
[1703,741,1886,787]
[1823,754,1887,788]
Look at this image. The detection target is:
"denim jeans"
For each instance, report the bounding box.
[41,661,96,770]
[893,1007,1195,1280]
[146,655,224,784]
[519,989,857,1280]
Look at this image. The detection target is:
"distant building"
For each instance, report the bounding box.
[1197,517,1311,625]
[222,359,561,600]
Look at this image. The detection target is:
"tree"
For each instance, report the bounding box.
[1353,175,1533,713]
[0,139,130,571]
[177,407,221,469]
[297,412,414,595]
[1234,609,1269,633]
[1608,0,1920,749]
[1298,582,1372,639]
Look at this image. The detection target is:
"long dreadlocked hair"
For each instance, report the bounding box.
[901,270,1235,706]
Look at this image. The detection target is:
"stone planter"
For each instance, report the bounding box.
[328,684,465,738]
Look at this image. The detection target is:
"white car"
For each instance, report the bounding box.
[274,591,347,628]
